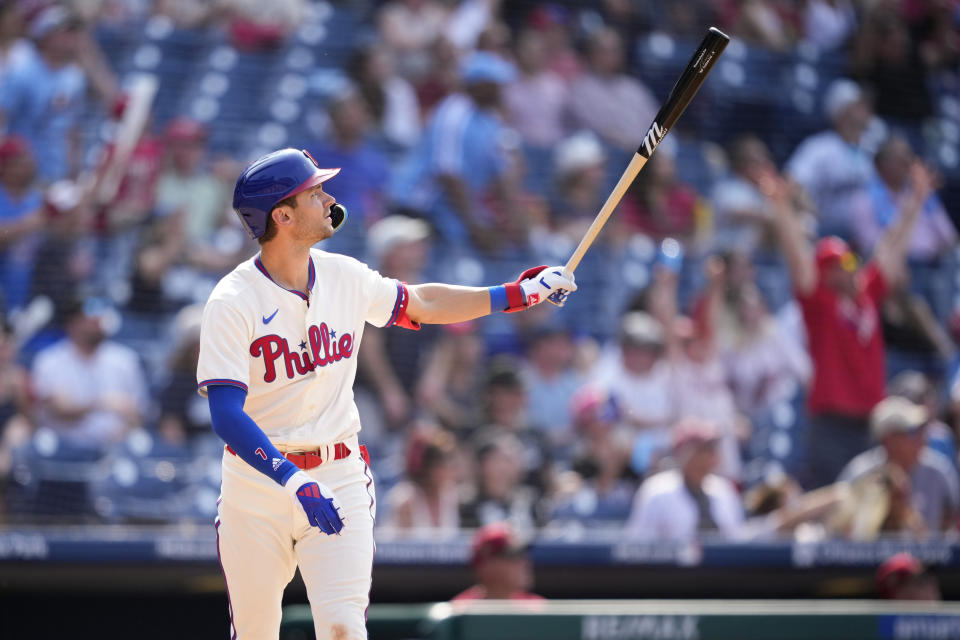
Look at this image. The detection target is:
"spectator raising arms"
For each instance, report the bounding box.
[769,161,931,488]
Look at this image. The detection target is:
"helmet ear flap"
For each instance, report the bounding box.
[329,203,348,231]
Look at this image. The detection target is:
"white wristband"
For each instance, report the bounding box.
[283,469,314,496]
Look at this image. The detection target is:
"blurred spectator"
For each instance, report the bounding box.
[628,149,703,245]
[153,0,215,28]
[770,161,930,487]
[0,2,31,78]
[785,79,876,239]
[452,522,543,601]
[413,37,460,116]
[222,0,305,51]
[460,432,541,533]
[876,552,942,600]
[391,51,522,253]
[383,426,460,536]
[888,370,956,463]
[652,262,745,480]
[595,311,676,475]
[740,469,845,540]
[839,396,959,532]
[521,326,583,449]
[0,319,31,479]
[913,0,960,72]
[711,135,782,257]
[125,218,186,317]
[309,89,391,257]
[802,0,856,52]
[417,320,486,431]
[378,0,451,80]
[31,298,148,448]
[504,29,569,148]
[853,134,956,321]
[155,305,209,445]
[357,215,435,429]
[852,7,933,125]
[154,117,241,274]
[30,181,95,326]
[0,136,43,311]
[731,0,800,51]
[624,418,744,541]
[0,6,86,182]
[569,27,658,153]
[549,387,637,526]
[525,4,581,82]
[475,357,552,495]
[723,280,812,417]
[347,44,421,151]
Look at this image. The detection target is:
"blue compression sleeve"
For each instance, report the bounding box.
[207,384,299,486]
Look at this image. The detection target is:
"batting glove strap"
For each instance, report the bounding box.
[502,265,548,313]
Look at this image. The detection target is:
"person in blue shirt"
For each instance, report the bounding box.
[390,51,522,255]
[0,6,86,183]
[0,136,43,312]
[307,88,390,260]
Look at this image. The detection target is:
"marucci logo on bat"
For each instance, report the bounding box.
[639,122,667,158]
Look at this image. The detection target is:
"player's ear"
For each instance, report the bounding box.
[272,204,293,227]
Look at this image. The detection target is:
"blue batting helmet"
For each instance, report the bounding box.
[232,148,342,239]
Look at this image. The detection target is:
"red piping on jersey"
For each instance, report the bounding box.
[199,378,248,393]
[253,255,315,302]
[214,519,238,640]
[386,282,421,331]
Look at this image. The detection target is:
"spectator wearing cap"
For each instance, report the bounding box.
[357,215,437,431]
[390,51,523,255]
[0,136,43,311]
[852,134,956,322]
[452,522,543,601]
[473,356,553,496]
[31,297,148,449]
[548,387,637,527]
[307,88,390,260]
[876,552,941,600]
[888,371,956,466]
[769,160,931,488]
[0,5,86,182]
[784,78,878,239]
[155,118,230,247]
[382,426,461,537]
[504,28,570,149]
[569,27,658,153]
[594,311,677,475]
[839,396,959,532]
[624,418,745,541]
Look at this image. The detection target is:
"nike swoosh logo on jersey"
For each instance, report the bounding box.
[263,309,279,324]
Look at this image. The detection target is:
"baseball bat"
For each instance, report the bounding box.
[564,27,730,274]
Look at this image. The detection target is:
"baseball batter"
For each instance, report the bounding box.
[196,148,576,640]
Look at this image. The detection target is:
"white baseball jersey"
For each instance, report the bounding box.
[197,248,405,449]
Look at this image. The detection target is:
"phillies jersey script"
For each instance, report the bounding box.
[197,248,408,448]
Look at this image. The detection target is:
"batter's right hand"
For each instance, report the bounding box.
[285,470,345,535]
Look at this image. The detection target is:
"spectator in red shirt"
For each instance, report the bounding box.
[452,522,544,601]
[769,162,934,488]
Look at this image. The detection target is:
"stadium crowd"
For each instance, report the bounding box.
[0,0,959,546]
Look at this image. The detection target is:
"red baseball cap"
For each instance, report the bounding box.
[164,117,207,143]
[815,236,858,273]
[876,552,925,598]
[470,523,528,567]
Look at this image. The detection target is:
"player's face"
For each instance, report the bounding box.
[293,184,337,243]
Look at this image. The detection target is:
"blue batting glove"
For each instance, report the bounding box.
[285,470,345,535]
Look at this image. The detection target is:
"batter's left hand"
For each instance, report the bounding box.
[285,470,345,535]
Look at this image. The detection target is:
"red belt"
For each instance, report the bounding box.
[226,442,369,469]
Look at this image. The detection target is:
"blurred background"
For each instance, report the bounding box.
[1,0,960,638]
